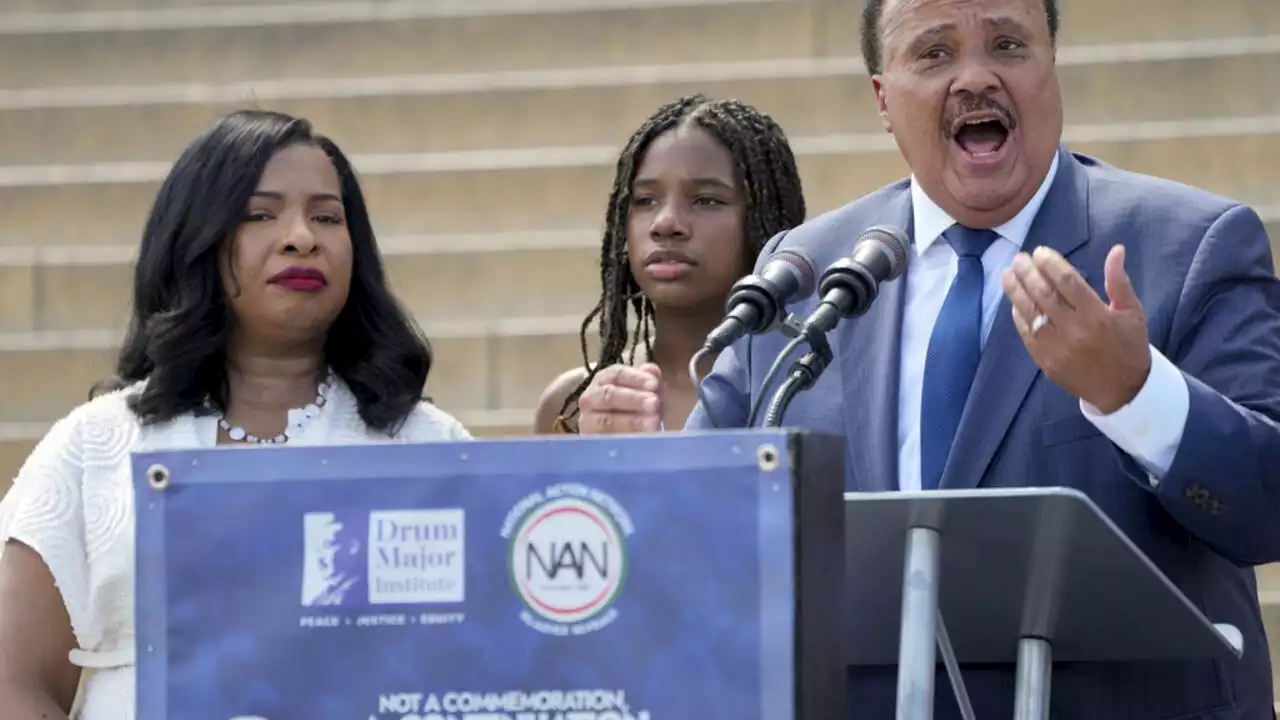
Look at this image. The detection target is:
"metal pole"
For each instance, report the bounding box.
[1013,637,1052,720]
[895,527,940,720]
[936,610,975,720]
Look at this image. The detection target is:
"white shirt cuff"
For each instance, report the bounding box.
[1079,345,1190,485]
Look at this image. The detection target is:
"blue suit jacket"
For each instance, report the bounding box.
[688,147,1280,719]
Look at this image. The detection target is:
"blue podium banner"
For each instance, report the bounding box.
[132,430,814,720]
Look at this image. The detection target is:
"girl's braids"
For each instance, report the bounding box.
[555,94,807,432]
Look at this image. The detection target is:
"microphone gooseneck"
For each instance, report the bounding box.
[753,225,912,427]
[701,247,818,354]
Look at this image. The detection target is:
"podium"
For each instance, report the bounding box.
[844,487,1246,720]
[131,429,846,720]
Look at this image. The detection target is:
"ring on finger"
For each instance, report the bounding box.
[1030,313,1050,336]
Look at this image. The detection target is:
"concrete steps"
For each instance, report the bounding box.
[0,231,603,334]
[3,204,1278,430]
[0,0,817,89]
[1257,564,1280,697]
[3,0,1273,42]
[1,0,324,11]
[0,123,1275,348]
[0,0,1277,472]
[2,36,1278,165]
[1,0,1278,91]
[0,0,1278,702]
[0,317,596,424]
[0,118,1277,250]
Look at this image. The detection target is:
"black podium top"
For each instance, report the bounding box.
[843,487,1243,666]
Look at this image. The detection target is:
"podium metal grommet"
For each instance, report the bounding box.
[146,464,171,491]
[757,444,780,471]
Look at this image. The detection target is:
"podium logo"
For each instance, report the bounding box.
[368,509,465,604]
[301,509,465,607]
[502,484,635,636]
[301,512,363,607]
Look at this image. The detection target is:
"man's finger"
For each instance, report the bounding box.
[1103,245,1142,311]
[1010,304,1033,340]
[580,409,661,435]
[1001,268,1045,327]
[1012,252,1074,316]
[590,363,626,387]
[637,362,663,380]
[579,383,658,415]
[594,365,660,392]
[1030,246,1100,311]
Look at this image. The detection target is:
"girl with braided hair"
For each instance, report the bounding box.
[534,94,807,433]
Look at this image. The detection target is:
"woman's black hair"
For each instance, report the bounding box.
[554,94,807,430]
[95,109,431,434]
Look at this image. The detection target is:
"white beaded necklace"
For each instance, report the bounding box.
[215,373,334,445]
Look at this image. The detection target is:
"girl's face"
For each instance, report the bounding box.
[625,126,747,315]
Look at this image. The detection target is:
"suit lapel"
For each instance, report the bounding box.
[940,147,1092,489]
[841,185,912,492]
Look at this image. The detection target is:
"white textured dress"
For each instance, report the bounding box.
[0,379,472,719]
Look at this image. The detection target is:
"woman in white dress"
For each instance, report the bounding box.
[0,109,471,719]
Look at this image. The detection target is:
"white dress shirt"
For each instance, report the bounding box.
[897,153,1190,490]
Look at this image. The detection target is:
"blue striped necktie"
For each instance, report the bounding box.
[920,225,999,490]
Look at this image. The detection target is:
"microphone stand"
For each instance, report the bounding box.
[759,318,978,720]
[762,327,833,428]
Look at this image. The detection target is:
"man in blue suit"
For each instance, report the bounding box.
[574,0,1280,716]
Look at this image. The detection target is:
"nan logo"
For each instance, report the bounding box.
[501,483,635,636]
[301,509,465,607]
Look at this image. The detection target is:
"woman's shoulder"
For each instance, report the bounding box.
[542,367,591,397]
[397,399,472,443]
[72,383,144,423]
[32,383,146,466]
[0,383,149,656]
[534,367,591,434]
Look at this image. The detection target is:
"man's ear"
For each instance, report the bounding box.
[872,76,892,133]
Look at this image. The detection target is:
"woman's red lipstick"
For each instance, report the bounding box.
[268,266,327,292]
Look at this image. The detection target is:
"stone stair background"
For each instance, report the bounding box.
[0,0,1278,699]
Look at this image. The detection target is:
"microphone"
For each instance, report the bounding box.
[799,225,910,338]
[702,248,818,353]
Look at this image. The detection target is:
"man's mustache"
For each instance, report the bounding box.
[944,96,1018,133]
